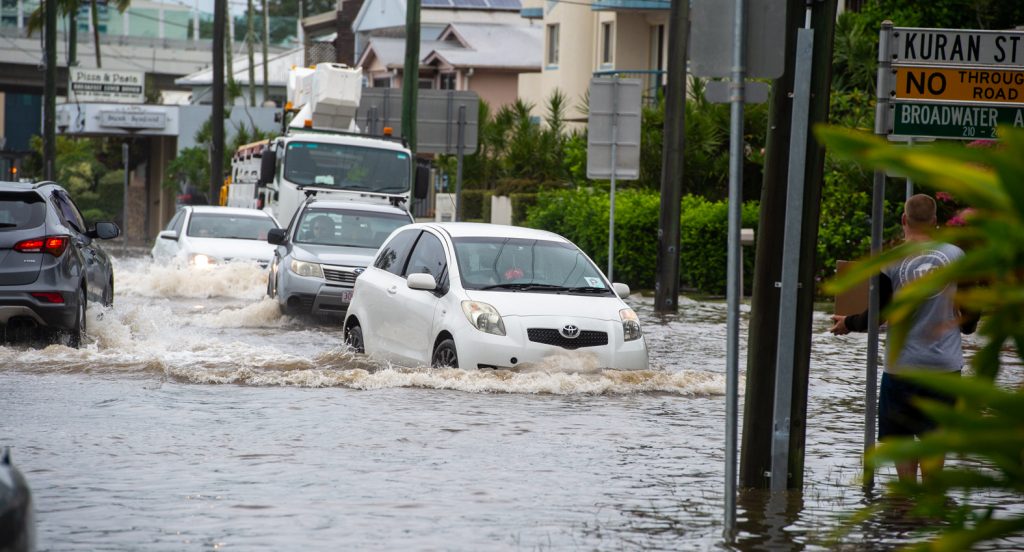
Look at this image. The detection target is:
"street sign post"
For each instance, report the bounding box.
[587,77,642,282]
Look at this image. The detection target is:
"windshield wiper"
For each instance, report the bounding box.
[478,283,568,291]
[565,286,612,294]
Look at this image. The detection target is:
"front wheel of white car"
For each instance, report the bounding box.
[345,324,364,353]
[431,338,458,369]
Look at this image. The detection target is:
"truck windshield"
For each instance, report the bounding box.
[284,142,411,194]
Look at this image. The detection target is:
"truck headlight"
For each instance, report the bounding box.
[619,308,642,341]
[462,300,506,336]
[290,259,324,278]
[190,253,216,267]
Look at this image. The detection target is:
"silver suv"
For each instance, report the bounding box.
[0,181,119,347]
[266,199,413,318]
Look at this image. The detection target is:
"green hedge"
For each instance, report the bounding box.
[678,195,760,295]
[459,189,491,221]
[524,188,758,294]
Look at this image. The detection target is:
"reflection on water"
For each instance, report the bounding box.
[1,256,1021,550]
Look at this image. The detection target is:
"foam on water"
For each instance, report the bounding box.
[114,258,268,300]
[163,364,728,395]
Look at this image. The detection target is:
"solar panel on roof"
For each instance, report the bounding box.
[486,0,521,7]
[422,0,451,6]
[451,0,487,7]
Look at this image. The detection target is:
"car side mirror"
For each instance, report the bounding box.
[612,283,630,299]
[158,229,179,241]
[260,149,277,186]
[414,162,429,200]
[89,221,121,240]
[267,228,287,245]
[407,272,437,291]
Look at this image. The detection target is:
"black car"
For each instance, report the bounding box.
[0,181,119,347]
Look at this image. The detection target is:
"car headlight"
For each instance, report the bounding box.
[190,253,216,267]
[619,308,642,341]
[461,300,506,336]
[290,259,324,278]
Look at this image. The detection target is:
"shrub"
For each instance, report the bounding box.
[458,189,490,221]
[509,192,538,226]
[678,195,759,295]
[524,188,757,293]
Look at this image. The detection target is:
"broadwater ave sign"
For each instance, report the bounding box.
[68,69,145,104]
[891,102,1024,140]
[885,26,1024,141]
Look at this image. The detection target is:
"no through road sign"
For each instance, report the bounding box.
[894,66,1024,103]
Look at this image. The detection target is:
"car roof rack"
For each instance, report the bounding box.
[32,180,57,189]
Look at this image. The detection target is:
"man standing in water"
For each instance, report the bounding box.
[829,193,977,483]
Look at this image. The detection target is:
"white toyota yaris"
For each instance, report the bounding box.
[343,223,648,370]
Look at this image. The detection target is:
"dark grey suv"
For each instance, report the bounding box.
[0,181,120,347]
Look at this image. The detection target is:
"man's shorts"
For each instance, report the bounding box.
[878,369,961,441]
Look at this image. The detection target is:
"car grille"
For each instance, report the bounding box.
[527,328,608,350]
[322,266,358,285]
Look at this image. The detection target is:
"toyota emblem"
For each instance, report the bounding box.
[559,324,580,339]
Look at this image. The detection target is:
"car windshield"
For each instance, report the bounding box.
[295,208,411,248]
[284,142,411,194]
[0,193,45,231]
[453,237,613,295]
[186,213,277,240]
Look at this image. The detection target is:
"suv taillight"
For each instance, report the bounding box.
[14,236,69,257]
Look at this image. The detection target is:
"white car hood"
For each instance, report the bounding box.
[293,244,377,267]
[464,289,625,321]
[185,238,276,262]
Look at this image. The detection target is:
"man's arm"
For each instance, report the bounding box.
[830,273,893,335]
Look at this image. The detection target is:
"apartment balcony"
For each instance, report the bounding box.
[591,0,670,11]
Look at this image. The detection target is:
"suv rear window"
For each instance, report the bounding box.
[0,193,46,231]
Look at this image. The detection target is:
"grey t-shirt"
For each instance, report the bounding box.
[882,242,965,373]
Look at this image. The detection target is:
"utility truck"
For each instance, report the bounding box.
[227,63,427,226]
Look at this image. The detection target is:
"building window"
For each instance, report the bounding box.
[602,22,613,65]
[373,77,392,88]
[419,78,434,89]
[439,73,457,90]
[546,24,559,66]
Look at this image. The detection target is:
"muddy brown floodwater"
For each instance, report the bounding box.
[1,256,1021,550]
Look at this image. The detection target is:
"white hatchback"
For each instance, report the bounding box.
[151,206,280,267]
[343,223,648,370]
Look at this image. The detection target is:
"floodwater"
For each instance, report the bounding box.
[2,256,1021,551]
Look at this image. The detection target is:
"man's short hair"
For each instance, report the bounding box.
[905,194,937,229]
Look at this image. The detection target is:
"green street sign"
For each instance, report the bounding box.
[889,101,1024,140]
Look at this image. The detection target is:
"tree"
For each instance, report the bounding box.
[28,0,131,68]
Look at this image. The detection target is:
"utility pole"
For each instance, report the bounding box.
[401,0,421,152]
[43,0,56,181]
[262,0,269,103]
[247,0,256,106]
[91,0,101,67]
[68,9,77,67]
[653,0,688,314]
[211,0,225,204]
[740,0,838,490]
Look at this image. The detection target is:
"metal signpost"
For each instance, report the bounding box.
[586,77,642,282]
[691,0,784,538]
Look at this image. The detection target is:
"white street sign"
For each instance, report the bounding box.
[68,68,145,104]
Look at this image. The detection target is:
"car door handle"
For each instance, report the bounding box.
[387,285,398,295]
